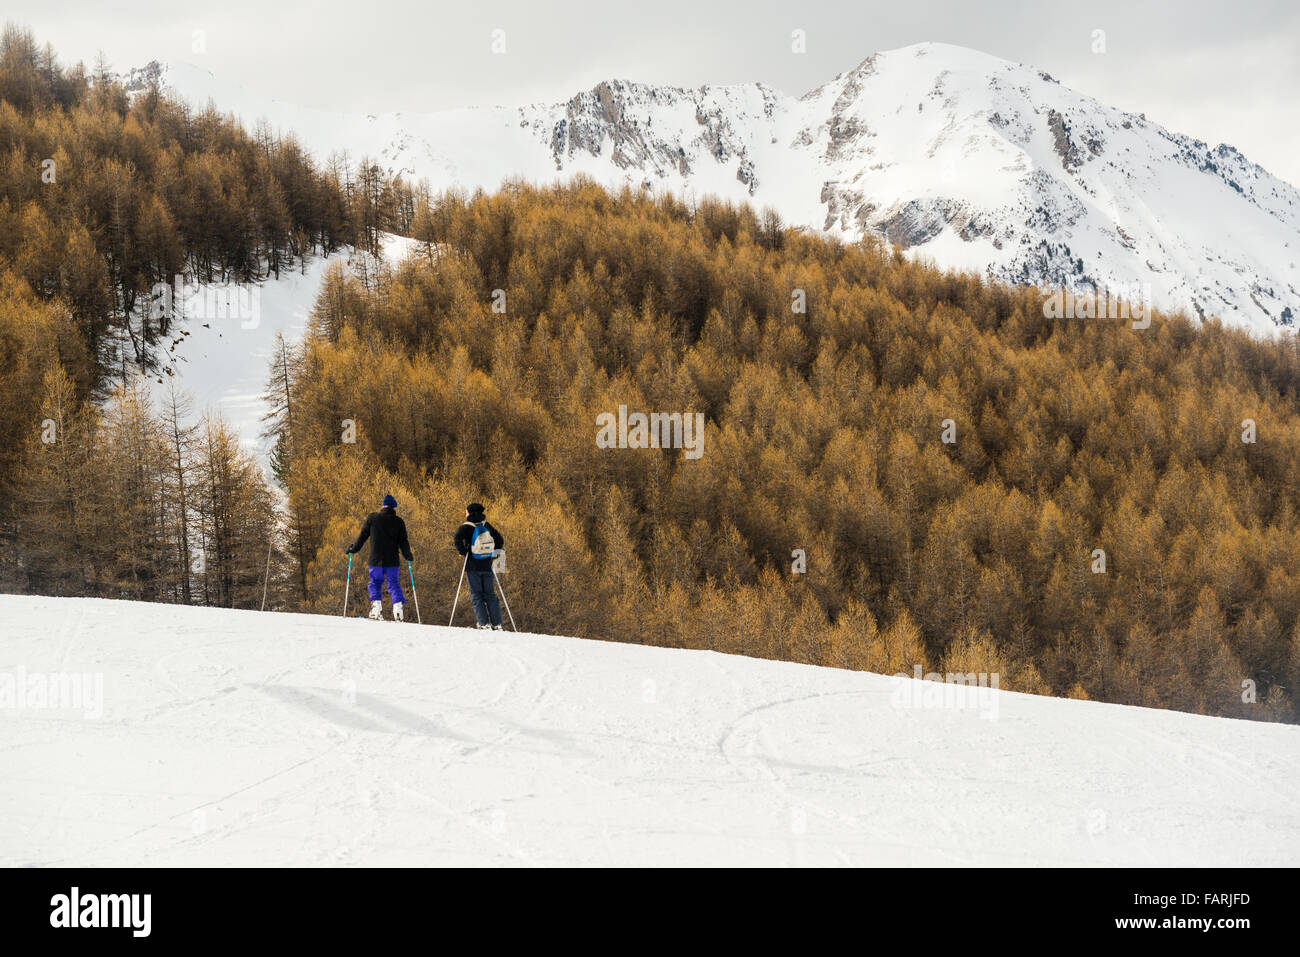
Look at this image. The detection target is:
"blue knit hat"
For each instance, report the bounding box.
[382,494,397,509]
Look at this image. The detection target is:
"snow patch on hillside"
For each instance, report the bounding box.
[145,234,419,462]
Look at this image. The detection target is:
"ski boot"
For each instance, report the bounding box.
[393,602,405,622]
[368,600,383,620]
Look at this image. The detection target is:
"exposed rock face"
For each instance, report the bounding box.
[122,60,164,92]
[1047,109,1084,171]
[538,79,768,194]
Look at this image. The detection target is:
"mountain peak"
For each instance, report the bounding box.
[137,46,1300,335]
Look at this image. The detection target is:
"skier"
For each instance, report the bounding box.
[454,502,505,630]
[346,494,414,620]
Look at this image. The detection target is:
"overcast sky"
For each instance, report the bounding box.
[12,0,1300,184]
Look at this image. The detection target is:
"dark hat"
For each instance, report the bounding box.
[382,494,397,508]
[466,502,485,514]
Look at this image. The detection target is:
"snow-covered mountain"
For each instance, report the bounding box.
[129,42,1300,335]
[3,594,1297,865]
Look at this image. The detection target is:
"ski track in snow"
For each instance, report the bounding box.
[1,595,1297,866]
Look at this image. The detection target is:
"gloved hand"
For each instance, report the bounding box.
[492,549,504,559]
[345,544,355,554]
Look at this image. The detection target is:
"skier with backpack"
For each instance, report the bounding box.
[454,502,505,630]
[346,494,414,620]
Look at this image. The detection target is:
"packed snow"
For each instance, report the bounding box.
[132,42,1300,335]
[2,595,1296,866]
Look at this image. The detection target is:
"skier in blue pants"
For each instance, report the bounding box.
[454,502,505,630]
[346,494,414,620]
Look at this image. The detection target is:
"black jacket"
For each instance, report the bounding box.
[349,508,413,567]
[454,517,504,572]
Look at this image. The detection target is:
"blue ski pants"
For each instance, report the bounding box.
[368,565,406,604]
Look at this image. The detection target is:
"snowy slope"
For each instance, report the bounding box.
[130,43,1300,335]
[2,594,1296,866]
[145,235,418,460]
[147,249,347,458]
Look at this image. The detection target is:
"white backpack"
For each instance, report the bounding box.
[465,521,495,557]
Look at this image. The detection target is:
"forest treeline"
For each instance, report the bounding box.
[275,180,1300,722]
[0,24,413,603]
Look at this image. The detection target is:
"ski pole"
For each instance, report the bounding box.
[448,552,468,626]
[492,565,518,632]
[260,531,273,612]
[407,560,422,624]
[343,552,353,617]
